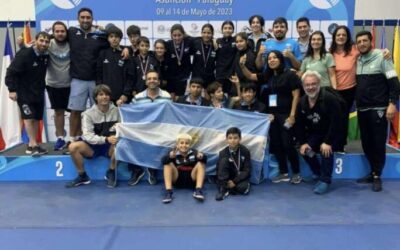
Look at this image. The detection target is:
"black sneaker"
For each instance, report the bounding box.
[162,190,173,204]
[31,145,48,157]
[65,173,91,188]
[193,188,205,202]
[356,174,373,184]
[105,169,117,188]
[147,168,158,185]
[25,145,33,155]
[372,176,382,192]
[128,168,145,186]
[215,189,229,201]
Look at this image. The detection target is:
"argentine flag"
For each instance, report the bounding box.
[116,102,271,184]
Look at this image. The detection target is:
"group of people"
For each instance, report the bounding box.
[4,7,400,202]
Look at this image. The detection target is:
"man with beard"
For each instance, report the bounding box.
[296,71,342,194]
[256,17,302,70]
[46,21,71,151]
[67,8,128,151]
[355,30,400,192]
[5,32,51,156]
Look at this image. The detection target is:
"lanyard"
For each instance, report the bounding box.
[173,40,184,66]
[139,55,149,80]
[201,41,212,68]
[230,149,241,172]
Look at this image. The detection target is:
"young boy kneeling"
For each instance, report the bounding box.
[162,134,207,203]
[216,127,251,201]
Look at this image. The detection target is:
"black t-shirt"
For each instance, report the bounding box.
[296,89,342,145]
[257,69,301,114]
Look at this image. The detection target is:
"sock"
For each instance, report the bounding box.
[79,171,87,177]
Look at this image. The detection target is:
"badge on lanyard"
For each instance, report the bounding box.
[269,94,277,107]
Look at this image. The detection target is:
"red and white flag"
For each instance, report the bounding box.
[0,26,21,151]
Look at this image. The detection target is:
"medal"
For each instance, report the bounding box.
[230,149,241,173]
[201,41,212,68]
[139,55,149,80]
[174,40,184,67]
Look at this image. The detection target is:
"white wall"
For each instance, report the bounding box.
[0,0,35,21]
[354,0,400,20]
[0,0,399,21]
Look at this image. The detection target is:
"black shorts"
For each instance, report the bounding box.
[87,142,111,158]
[174,168,196,189]
[18,101,44,120]
[46,86,71,110]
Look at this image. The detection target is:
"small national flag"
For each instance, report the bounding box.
[0,26,22,151]
[371,22,376,49]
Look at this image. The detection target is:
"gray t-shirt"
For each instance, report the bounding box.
[300,53,335,87]
[46,39,71,88]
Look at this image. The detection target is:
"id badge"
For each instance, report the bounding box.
[269,94,277,107]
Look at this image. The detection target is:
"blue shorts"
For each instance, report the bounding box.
[68,78,95,111]
[88,143,111,158]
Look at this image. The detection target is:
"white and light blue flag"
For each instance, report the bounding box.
[116,102,271,184]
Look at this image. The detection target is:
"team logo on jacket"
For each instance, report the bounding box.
[377,110,384,118]
[196,50,201,55]
[76,30,81,36]
[32,62,38,67]
[307,112,321,124]
[103,59,110,64]
[22,104,32,116]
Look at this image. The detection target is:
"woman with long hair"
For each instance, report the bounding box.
[240,50,302,184]
[299,31,337,89]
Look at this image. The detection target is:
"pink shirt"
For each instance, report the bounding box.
[333,46,359,90]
